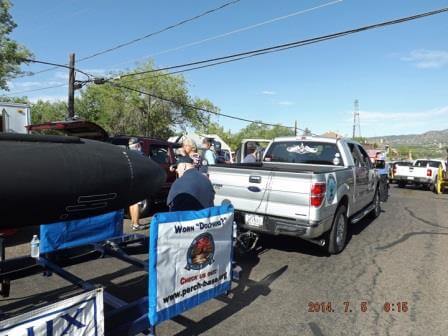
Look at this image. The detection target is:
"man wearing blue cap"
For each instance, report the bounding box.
[167,155,215,211]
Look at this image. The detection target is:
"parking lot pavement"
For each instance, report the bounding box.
[2,186,448,335]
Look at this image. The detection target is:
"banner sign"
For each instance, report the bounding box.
[148,204,233,325]
[0,289,104,336]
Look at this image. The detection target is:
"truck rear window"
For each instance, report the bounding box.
[264,141,344,166]
[414,160,441,168]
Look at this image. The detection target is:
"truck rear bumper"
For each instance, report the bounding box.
[394,176,432,184]
[235,211,333,239]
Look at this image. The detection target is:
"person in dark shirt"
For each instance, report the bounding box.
[167,156,215,211]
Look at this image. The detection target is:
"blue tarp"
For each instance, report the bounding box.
[40,210,124,254]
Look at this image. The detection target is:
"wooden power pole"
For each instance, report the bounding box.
[67,53,75,119]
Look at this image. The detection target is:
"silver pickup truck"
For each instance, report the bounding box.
[208,136,383,254]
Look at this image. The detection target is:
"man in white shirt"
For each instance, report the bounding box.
[243,142,257,163]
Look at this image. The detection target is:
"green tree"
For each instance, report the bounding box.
[201,121,237,149]
[0,0,32,90]
[75,61,216,139]
[31,100,66,124]
[0,95,28,104]
[231,122,294,149]
[353,136,367,143]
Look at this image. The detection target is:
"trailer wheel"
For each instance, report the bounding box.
[327,205,348,255]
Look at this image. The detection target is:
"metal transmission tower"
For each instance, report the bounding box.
[352,99,361,139]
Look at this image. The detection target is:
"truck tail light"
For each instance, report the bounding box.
[311,182,326,207]
[427,169,432,177]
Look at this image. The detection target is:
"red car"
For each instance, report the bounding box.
[27,119,179,217]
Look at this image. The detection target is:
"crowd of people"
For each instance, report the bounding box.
[128,137,220,229]
[127,136,264,229]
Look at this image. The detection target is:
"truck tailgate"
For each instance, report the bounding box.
[265,171,311,220]
[209,166,311,220]
[210,167,272,214]
[395,166,427,179]
[406,166,428,178]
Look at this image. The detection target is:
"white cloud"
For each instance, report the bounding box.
[401,49,448,69]
[83,69,108,76]
[29,95,66,103]
[19,81,42,88]
[13,81,63,89]
[54,71,69,80]
[278,101,295,106]
[261,90,276,95]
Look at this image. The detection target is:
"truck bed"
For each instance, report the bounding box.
[214,162,350,174]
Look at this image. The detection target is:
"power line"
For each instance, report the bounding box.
[108,82,297,130]
[19,58,94,78]
[2,58,92,96]
[119,34,343,84]
[115,6,448,80]
[76,0,242,63]
[15,0,243,79]
[149,0,343,58]
[14,67,56,79]
[1,83,67,96]
[105,0,342,69]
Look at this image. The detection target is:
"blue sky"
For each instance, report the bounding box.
[4,0,448,137]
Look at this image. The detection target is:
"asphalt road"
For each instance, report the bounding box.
[1,185,448,335]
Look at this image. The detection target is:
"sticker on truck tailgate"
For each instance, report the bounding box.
[326,173,337,205]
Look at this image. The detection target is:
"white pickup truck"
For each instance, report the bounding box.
[394,159,446,191]
[209,136,385,254]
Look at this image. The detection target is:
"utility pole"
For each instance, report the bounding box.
[147,94,151,137]
[67,53,75,119]
[294,120,298,136]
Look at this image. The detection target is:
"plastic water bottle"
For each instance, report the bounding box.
[30,235,40,258]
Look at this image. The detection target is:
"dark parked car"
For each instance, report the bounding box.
[27,119,179,217]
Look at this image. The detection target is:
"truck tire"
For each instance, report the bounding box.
[398,181,406,188]
[431,177,437,194]
[369,189,381,219]
[327,205,348,255]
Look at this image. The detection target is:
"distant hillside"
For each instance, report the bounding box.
[368,129,448,146]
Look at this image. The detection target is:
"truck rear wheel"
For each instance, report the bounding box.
[327,205,348,255]
[431,177,438,194]
[398,181,406,188]
[369,189,381,219]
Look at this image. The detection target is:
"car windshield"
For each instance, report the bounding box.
[264,141,344,166]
